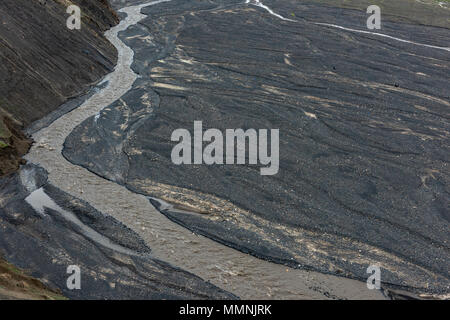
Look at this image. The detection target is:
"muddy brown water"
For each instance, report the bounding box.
[25,0,385,299]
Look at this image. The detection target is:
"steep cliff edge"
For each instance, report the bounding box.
[0,0,119,299]
[0,0,119,175]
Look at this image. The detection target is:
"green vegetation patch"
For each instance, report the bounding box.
[0,141,10,149]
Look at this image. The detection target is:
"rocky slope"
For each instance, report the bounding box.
[0,0,119,175]
[0,257,66,300]
[0,117,31,176]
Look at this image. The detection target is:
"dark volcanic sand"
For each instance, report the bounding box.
[64,0,450,295]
